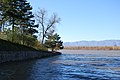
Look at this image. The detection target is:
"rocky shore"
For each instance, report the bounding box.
[0,51,61,64]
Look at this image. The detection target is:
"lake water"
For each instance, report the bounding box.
[0,50,120,80]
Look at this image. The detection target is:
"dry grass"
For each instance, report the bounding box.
[64,46,120,50]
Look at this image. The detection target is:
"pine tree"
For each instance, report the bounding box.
[45,33,64,51]
[0,0,38,43]
[1,0,22,42]
[0,0,11,32]
[18,0,34,34]
[17,0,38,44]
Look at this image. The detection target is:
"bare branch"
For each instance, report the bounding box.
[45,13,60,34]
[35,8,61,44]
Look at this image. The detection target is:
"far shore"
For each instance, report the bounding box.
[64,46,120,50]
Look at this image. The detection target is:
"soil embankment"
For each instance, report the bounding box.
[0,39,61,63]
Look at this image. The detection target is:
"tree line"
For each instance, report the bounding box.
[0,0,63,51]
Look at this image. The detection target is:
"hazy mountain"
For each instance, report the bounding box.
[63,40,120,46]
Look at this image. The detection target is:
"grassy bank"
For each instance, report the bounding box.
[0,39,40,51]
[0,39,61,63]
[64,46,120,50]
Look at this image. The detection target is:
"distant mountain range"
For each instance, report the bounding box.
[63,40,120,46]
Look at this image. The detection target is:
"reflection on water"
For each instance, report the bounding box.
[0,50,120,80]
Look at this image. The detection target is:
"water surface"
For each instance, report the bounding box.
[0,50,120,80]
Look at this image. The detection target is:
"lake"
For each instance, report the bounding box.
[0,50,120,80]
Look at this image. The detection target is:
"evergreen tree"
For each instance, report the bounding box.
[0,0,11,32]
[16,0,38,44]
[0,0,38,43]
[45,33,64,51]
[1,0,22,42]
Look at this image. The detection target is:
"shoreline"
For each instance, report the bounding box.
[64,46,120,50]
[0,51,62,64]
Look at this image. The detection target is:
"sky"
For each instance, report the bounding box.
[28,0,120,42]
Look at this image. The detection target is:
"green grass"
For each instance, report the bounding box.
[0,39,38,51]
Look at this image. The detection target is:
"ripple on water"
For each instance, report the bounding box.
[0,50,120,80]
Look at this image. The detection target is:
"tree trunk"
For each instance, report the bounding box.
[12,19,15,42]
[52,48,54,52]
[41,34,44,45]
[41,22,45,45]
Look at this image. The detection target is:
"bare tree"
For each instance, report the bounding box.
[35,8,60,44]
